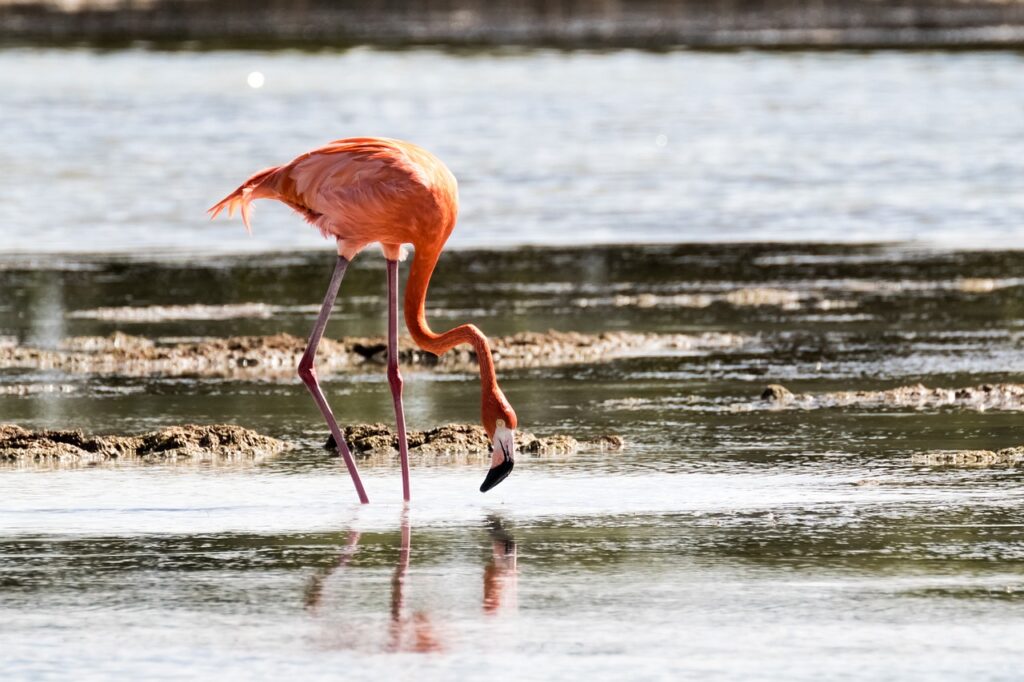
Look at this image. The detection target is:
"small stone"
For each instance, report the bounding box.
[589,434,625,450]
[761,384,794,402]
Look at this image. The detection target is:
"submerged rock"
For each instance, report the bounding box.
[760,384,794,403]
[755,382,1024,412]
[0,330,746,379]
[326,423,623,457]
[0,423,290,464]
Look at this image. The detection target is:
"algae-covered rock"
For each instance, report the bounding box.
[0,423,290,464]
[325,423,622,457]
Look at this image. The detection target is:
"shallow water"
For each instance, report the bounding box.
[2,48,1024,252]
[2,243,1024,679]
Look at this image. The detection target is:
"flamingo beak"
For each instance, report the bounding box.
[480,426,515,493]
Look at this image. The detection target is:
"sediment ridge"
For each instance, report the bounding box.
[759,382,1024,411]
[0,330,745,378]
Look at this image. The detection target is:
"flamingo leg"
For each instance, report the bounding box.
[386,258,411,502]
[298,256,370,504]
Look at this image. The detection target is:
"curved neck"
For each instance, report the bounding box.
[403,240,498,396]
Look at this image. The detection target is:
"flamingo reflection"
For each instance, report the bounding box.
[307,513,518,652]
[386,511,443,653]
[484,515,518,614]
[304,529,360,612]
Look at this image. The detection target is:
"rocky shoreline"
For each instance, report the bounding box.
[0,330,745,379]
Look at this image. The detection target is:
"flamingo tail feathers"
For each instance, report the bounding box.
[207,166,280,233]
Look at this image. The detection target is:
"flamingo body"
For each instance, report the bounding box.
[209,138,457,262]
[210,137,518,502]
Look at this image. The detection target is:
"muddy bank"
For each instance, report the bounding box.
[0,423,290,465]
[330,423,623,458]
[757,383,1024,412]
[0,330,746,379]
[912,448,1024,467]
[3,0,1024,49]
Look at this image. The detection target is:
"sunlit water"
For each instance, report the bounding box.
[1,48,1024,253]
[3,244,1024,679]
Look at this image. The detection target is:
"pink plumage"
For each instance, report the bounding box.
[209,136,519,503]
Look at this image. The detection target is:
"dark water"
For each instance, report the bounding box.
[2,243,1024,679]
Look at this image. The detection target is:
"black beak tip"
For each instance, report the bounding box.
[479,460,514,493]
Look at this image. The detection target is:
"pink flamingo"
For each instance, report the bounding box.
[209,137,518,503]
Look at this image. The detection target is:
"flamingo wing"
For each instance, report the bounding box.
[209,138,430,241]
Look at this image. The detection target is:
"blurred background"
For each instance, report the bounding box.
[1,0,1023,253]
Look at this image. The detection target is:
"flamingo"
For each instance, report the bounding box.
[209,137,518,504]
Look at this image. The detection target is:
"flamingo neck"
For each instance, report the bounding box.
[403,240,500,399]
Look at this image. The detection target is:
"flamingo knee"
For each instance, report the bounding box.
[387,363,404,395]
[297,358,317,386]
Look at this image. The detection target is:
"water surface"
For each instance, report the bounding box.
[2,244,1024,679]
[1,48,1023,253]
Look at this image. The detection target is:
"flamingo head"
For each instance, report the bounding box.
[480,389,517,493]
